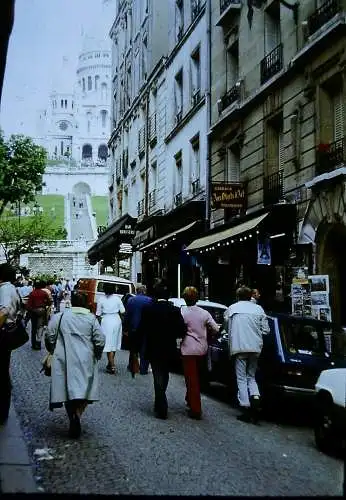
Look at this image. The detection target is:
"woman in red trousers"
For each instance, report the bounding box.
[180,287,219,419]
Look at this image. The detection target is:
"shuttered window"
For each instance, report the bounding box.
[278,132,285,170]
[333,92,344,141]
[227,148,240,182]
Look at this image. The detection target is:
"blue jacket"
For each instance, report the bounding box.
[125,294,152,332]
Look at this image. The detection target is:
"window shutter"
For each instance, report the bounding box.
[333,92,344,142]
[228,149,240,182]
[278,132,285,171]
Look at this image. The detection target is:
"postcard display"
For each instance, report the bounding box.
[291,269,332,322]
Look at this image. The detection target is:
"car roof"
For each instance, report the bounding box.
[169,297,227,309]
[78,275,134,284]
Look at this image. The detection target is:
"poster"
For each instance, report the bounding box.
[257,238,271,265]
[292,267,309,284]
[309,275,331,322]
[309,275,330,293]
[291,282,312,317]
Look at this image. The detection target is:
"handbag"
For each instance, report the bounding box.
[40,313,64,377]
[0,315,29,351]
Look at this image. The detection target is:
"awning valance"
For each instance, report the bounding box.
[186,213,269,251]
[141,221,197,252]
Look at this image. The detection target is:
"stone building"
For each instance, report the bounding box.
[186,0,346,322]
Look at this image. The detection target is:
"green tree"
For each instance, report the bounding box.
[0,213,66,266]
[0,132,47,218]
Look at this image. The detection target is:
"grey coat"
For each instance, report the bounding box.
[45,307,105,408]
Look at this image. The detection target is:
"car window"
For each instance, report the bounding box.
[198,305,225,325]
[97,281,131,296]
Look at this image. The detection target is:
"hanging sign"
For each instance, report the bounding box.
[210,182,246,210]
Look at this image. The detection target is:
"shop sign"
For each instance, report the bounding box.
[119,224,136,237]
[211,182,246,211]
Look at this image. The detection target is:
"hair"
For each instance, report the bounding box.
[182,286,199,306]
[136,284,147,295]
[34,280,45,289]
[0,263,16,283]
[103,282,115,296]
[236,286,253,301]
[152,280,169,300]
[71,291,88,308]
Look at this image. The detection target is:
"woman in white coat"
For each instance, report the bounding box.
[45,292,105,438]
[96,282,125,374]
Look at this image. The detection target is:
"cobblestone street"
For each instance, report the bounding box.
[10,345,343,496]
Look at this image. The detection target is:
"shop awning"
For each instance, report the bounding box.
[186,212,269,251]
[140,221,197,251]
[132,226,155,248]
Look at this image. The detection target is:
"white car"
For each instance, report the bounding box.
[314,368,346,455]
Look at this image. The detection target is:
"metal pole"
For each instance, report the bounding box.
[177,263,181,298]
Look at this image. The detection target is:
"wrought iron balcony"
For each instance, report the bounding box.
[315,138,345,176]
[191,178,200,195]
[307,0,340,37]
[263,170,284,206]
[174,192,182,206]
[260,44,283,84]
[218,83,240,113]
[137,199,145,217]
[220,0,241,15]
[149,189,156,210]
[149,112,157,147]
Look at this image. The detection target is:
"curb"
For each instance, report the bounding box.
[0,403,37,493]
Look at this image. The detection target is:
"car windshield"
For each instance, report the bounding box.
[198,305,225,325]
[280,319,346,358]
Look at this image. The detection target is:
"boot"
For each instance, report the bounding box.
[236,407,252,423]
[249,395,261,425]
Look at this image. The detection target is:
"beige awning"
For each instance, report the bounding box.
[140,221,197,251]
[186,213,269,251]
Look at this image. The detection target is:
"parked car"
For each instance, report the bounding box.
[314,368,346,455]
[75,275,135,314]
[206,313,346,406]
[168,297,227,328]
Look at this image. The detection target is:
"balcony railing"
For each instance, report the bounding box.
[263,170,284,206]
[307,0,340,37]
[149,189,156,210]
[149,112,157,147]
[218,83,240,113]
[315,138,345,176]
[220,0,241,15]
[260,44,283,84]
[191,178,200,195]
[174,192,182,206]
[137,199,145,217]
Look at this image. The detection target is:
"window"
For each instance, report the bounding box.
[266,113,284,177]
[61,99,64,108]
[101,110,108,128]
[64,99,67,109]
[225,145,240,182]
[95,75,100,91]
[72,101,74,109]
[88,76,92,91]
[98,144,108,160]
[54,146,57,156]
[123,188,128,213]
[190,135,200,184]
[126,66,132,104]
[86,111,92,133]
[60,141,64,156]
[149,160,158,194]
[226,40,239,89]
[174,69,183,119]
[175,0,184,41]
[82,144,92,159]
[101,83,108,101]
[82,78,86,92]
[264,2,281,54]
[190,46,201,100]
[141,38,147,81]
[174,151,183,197]
[333,91,344,141]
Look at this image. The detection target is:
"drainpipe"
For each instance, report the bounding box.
[205,0,212,232]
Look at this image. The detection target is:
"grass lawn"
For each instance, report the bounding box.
[91,196,109,226]
[34,195,65,230]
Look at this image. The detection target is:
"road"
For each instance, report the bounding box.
[10,345,343,496]
[69,194,94,240]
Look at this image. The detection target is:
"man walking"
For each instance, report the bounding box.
[137,281,186,419]
[124,284,152,374]
[225,286,270,424]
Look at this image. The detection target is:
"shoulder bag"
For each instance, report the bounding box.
[41,313,64,377]
[0,290,29,351]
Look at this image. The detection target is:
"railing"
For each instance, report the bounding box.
[220,0,241,15]
[219,83,240,112]
[138,126,146,158]
[149,112,157,146]
[149,189,156,210]
[260,44,283,84]
[191,89,201,107]
[263,170,284,206]
[192,0,201,20]
[175,110,183,125]
[191,178,200,195]
[315,138,345,176]
[307,0,340,37]
[137,199,145,216]
[174,192,182,206]
[38,240,95,250]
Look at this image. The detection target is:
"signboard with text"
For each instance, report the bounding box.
[211,182,246,211]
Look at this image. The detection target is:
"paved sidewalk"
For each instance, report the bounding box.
[0,404,37,493]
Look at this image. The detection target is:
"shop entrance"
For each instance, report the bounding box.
[317,222,346,326]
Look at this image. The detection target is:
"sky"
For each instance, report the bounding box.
[0,0,111,138]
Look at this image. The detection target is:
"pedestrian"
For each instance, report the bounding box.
[17,279,33,307]
[251,288,261,304]
[124,284,152,375]
[96,282,125,374]
[0,263,21,424]
[26,280,53,350]
[224,286,270,424]
[137,280,187,419]
[72,197,76,207]
[180,286,219,420]
[45,291,105,438]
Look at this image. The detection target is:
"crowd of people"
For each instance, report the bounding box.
[0,263,269,439]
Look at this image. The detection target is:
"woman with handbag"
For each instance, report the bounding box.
[0,263,21,424]
[180,286,219,420]
[45,291,105,438]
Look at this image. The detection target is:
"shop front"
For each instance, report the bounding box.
[186,204,297,309]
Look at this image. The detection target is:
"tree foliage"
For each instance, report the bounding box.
[0,132,47,218]
[0,214,66,265]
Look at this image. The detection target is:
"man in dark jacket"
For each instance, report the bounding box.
[138,281,186,419]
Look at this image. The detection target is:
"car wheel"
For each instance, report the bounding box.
[314,393,337,455]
